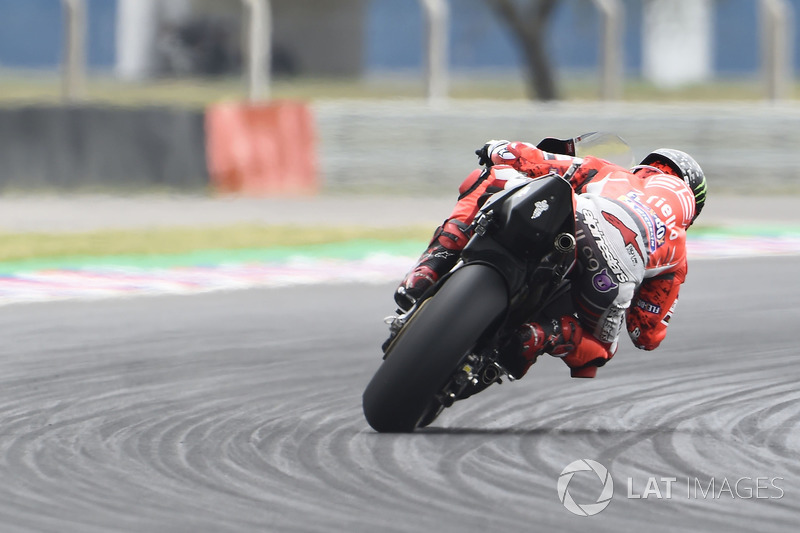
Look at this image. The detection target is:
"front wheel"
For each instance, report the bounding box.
[362,264,508,432]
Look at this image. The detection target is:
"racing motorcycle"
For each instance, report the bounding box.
[361,133,633,433]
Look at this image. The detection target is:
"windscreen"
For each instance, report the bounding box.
[573,132,635,168]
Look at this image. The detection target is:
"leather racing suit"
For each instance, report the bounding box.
[442,141,695,377]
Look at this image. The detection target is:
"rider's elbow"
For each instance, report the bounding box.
[629,326,666,351]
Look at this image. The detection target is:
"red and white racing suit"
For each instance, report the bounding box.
[448,142,695,377]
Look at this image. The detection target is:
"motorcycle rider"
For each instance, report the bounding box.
[394,138,707,379]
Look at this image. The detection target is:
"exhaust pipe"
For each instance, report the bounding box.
[481,363,501,384]
[554,232,576,253]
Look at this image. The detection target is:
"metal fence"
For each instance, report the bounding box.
[56,0,796,103]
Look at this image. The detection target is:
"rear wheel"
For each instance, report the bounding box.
[362,264,508,432]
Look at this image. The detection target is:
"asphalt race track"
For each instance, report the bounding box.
[0,255,798,532]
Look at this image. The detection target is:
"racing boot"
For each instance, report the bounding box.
[394,219,471,311]
[499,316,583,379]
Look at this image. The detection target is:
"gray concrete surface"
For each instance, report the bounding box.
[3,102,800,194]
[316,101,800,192]
[0,256,797,532]
[0,192,796,234]
[0,106,208,191]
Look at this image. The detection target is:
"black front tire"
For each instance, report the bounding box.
[362,264,508,433]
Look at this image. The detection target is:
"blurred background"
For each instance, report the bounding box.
[0,0,799,195]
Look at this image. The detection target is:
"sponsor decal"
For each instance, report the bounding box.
[636,298,661,315]
[582,209,629,283]
[424,250,456,261]
[626,244,640,265]
[600,308,623,342]
[581,244,601,272]
[544,152,577,162]
[662,298,678,326]
[602,211,644,261]
[645,195,681,242]
[620,192,663,252]
[592,269,618,293]
[531,199,549,219]
[661,299,678,326]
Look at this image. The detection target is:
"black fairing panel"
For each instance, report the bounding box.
[460,175,576,296]
[492,175,575,255]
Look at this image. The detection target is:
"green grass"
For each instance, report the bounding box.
[2,220,796,266]
[0,73,789,108]
[0,224,434,263]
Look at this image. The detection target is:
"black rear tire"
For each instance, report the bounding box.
[362,264,508,433]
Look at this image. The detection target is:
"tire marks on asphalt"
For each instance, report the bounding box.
[0,259,798,531]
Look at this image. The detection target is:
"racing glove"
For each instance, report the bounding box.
[475,139,511,167]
